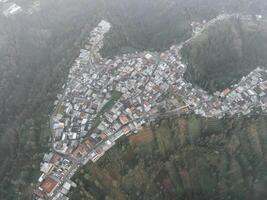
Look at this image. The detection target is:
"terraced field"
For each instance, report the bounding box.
[71,115,267,200]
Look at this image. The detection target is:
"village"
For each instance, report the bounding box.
[0,0,40,17]
[33,15,267,200]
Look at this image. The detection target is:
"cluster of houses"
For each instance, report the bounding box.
[34,15,267,200]
[34,20,113,200]
[34,19,191,200]
[188,67,267,118]
[218,68,267,115]
[1,0,40,17]
[50,18,196,164]
[1,0,22,17]
[171,14,267,118]
[33,152,77,200]
[52,20,113,155]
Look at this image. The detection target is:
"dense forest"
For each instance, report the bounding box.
[100,0,267,58]
[71,115,267,200]
[0,0,267,199]
[183,17,267,92]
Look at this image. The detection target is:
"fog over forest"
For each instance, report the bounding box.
[0,0,267,199]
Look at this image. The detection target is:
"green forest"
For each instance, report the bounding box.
[183,17,267,92]
[1,0,267,199]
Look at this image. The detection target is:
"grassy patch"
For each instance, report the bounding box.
[90,90,122,131]
[129,128,154,145]
[99,90,122,114]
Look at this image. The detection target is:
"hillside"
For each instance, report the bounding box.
[0,1,100,199]
[1,0,267,199]
[183,16,267,92]
[70,115,267,200]
[100,0,267,58]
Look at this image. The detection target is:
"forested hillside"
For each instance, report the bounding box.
[1,0,267,199]
[71,115,267,200]
[100,0,267,58]
[183,17,267,92]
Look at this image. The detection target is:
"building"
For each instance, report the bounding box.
[98,20,111,32]
[221,88,231,97]
[38,176,59,197]
[119,115,129,125]
[40,163,54,174]
[3,3,22,17]
[145,53,153,60]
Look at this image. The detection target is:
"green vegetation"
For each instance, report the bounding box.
[71,115,267,200]
[183,17,267,92]
[99,90,122,114]
[1,0,267,199]
[100,0,267,58]
[90,90,122,131]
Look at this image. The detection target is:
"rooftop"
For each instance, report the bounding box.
[40,176,59,194]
